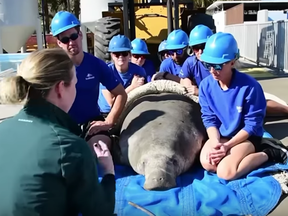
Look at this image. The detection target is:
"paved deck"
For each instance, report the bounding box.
[0,61,287,215]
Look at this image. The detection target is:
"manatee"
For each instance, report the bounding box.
[112,80,207,191]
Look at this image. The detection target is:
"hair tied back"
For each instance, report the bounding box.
[0,75,30,104]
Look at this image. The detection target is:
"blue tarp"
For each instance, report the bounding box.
[98,131,288,216]
[111,161,288,216]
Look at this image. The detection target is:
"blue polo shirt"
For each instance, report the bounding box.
[142,59,156,82]
[159,57,183,76]
[98,62,146,113]
[179,55,210,87]
[68,52,120,124]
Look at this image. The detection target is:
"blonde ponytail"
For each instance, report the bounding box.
[0,48,73,105]
[0,76,30,104]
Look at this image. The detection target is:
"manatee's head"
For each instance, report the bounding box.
[138,153,184,191]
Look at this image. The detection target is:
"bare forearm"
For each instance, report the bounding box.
[207,126,221,141]
[106,94,127,125]
[224,129,250,149]
[125,85,135,94]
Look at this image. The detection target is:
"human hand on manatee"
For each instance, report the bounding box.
[88,121,112,135]
[186,85,198,95]
[93,141,115,175]
[208,142,228,165]
[131,75,144,88]
[137,77,145,85]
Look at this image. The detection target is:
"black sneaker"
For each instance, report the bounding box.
[260,138,288,164]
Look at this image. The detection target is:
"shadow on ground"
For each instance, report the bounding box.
[238,66,288,81]
[264,121,288,140]
[239,61,261,68]
[238,58,288,77]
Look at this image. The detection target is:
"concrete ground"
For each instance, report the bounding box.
[0,60,287,215]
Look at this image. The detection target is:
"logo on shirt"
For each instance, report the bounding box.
[236,106,242,113]
[85,73,95,80]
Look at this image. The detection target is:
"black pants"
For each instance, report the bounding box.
[80,115,111,141]
[247,136,263,152]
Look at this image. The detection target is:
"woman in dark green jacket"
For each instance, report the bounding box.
[0,48,116,216]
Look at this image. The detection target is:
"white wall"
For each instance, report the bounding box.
[213,11,227,32]
[257,9,269,22]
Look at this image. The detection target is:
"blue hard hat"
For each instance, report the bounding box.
[108,35,132,52]
[51,11,80,36]
[158,40,167,52]
[131,38,150,55]
[189,24,213,46]
[166,29,189,50]
[200,32,239,64]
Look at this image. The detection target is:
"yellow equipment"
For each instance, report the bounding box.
[94,0,215,66]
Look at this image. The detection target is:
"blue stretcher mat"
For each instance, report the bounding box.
[99,131,288,216]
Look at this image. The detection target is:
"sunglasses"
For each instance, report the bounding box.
[192,43,205,51]
[59,33,79,44]
[112,52,129,57]
[203,62,226,71]
[132,54,146,59]
[168,49,183,55]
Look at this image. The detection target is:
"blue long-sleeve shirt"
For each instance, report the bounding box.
[142,59,156,82]
[198,70,266,138]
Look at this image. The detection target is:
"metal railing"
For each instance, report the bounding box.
[224,20,288,74]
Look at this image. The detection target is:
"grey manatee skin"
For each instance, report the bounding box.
[117,92,207,191]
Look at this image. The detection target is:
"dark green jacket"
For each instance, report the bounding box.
[0,99,115,216]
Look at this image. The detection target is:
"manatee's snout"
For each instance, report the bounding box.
[144,170,176,191]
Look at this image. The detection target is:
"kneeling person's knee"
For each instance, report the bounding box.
[200,160,217,173]
[216,166,237,180]
[199,152,217,172]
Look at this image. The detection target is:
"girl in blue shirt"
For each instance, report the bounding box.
[198,32,288,180]
[179,24,213,95]
[131,38,156,82]
[180,25,288,117]
[98,35,146,115]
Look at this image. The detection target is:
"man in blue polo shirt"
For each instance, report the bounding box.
[153,29,189,83]
[51,11,127,150]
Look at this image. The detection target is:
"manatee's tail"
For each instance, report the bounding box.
[110,80,199,135]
